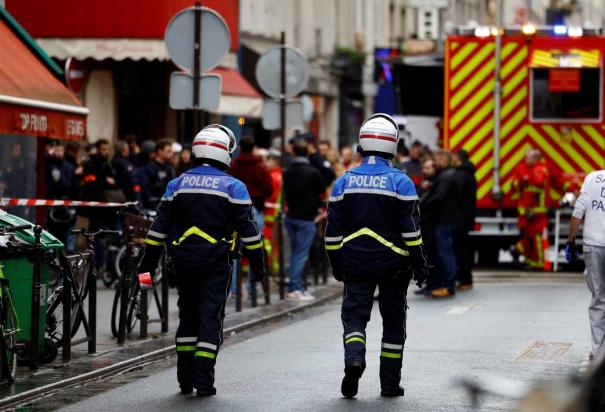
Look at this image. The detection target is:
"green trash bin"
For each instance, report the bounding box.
[0,211,63,356]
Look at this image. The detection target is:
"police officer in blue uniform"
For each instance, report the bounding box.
[138,125,266,397]
[325,113,428,398]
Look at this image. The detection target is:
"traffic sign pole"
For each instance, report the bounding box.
[278,31,286,300]
[165,4,229,132]
[193,2,202,133]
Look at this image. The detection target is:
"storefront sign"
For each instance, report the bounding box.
[0,103,86,140]
[549,68,580,92]
[18,112,48,133]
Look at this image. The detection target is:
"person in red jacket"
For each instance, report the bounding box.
[512,149,550,270]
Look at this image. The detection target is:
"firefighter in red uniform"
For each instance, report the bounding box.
[263,149,282,274]
[512,149,550,269]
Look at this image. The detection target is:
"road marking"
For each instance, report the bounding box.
[445,303,479,315]
[514,340,572,362]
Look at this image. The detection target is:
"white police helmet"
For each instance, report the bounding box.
[358,113,399,157]
[192,124,237,167]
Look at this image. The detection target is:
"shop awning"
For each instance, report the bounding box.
[209,67,263,118]
[0,18,87,140]
[36,38,169,61]
[530,48,601,68]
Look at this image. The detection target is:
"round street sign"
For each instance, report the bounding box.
[65,57,87,95]
[255,47,309,98]
[164,6,231,73]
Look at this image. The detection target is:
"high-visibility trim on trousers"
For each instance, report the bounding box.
[382,342,403,350]
[195,351,217,359]
[380,351,402,359]
[176,345,196,352]
[345,337,366,345]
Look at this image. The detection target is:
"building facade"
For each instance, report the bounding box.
[5,0,261,144]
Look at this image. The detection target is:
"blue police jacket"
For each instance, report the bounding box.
[325,155,427,276]
[139,164,265,272]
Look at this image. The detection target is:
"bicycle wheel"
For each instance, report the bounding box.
[110,282,122,338]
[126,282,141,333]
[1,296,17,382]
[46,276,83,346]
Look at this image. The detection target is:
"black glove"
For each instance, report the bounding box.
[251,266,267,283]
[332,268,344,282]
[412,266,429,288]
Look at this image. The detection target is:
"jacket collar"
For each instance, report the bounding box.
[361,155,390,166]
[349,156,393,174]
[186,165,227,176]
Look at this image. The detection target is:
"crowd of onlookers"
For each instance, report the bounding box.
[0,133,476,301]
[0,137,189,268]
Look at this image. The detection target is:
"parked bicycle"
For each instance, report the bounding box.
[0,224,31,383]
[46,228,120,347]
[110,225,164,338]
[100,208,159,288]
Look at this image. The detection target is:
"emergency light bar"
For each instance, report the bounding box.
[455,25,600,37]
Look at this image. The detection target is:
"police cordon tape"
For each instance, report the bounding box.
[0,198,138,207]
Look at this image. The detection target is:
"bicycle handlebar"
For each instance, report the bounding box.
[70,229,122,238]
[0,224,32,234]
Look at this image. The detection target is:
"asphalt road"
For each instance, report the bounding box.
[62,281,591,411]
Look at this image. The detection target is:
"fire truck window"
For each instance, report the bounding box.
[531,68,601,120]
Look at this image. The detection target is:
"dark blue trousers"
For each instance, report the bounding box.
[341,272,410,389]
[175,265,231,390]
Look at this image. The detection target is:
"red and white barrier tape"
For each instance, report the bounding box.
[0,198,138,208]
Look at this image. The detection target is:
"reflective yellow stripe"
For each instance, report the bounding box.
[244,241,263,250]
[194,351,216,359]
[404,238,423,247]
[172,226,218,245]
[380,351,402,359]
[145,238,164,246]
[325,244,343,250]
[536,234,544,263]
[526,186,545,193]
[343,228,409,256]
[176,345,196,352]
[345,337,366,345]
[228,231,237,251]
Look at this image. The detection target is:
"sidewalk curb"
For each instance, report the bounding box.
[0,288,341,409]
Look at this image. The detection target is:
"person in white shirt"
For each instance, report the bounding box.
[567,170,605,365]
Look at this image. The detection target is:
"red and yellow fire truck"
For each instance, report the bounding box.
[443,25,605,264]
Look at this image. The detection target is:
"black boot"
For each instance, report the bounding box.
[381,386,405,397]
[341,362,363,398]
[180,385,193,395]
[196,387,217,397]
